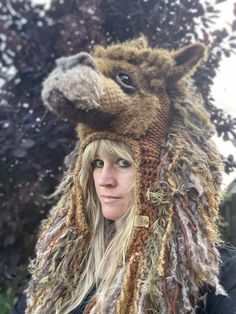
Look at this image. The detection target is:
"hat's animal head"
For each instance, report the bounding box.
[42,36,206,137]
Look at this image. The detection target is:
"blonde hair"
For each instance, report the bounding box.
[61,139,136,313]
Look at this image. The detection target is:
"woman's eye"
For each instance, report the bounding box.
[115,71,136,93]
[93,159,104,168]
[117,159,131,168]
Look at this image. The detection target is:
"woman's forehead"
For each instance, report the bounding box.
[95,143,132,159]
[95,147,121,159]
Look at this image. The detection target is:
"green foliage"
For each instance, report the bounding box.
[222,191,232,202]
[0,297,11,314]
[0,287,16,314]
[0,262,28,311]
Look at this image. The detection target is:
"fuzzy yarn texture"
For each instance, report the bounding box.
[26,36,224,314]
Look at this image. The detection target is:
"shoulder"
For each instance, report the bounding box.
[12,294,27,314]
[218,243,236,290]
[204,242,236,314]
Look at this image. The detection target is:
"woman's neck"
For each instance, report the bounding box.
[115,220,126,234]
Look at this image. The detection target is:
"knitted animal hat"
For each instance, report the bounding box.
[26,36,224,314]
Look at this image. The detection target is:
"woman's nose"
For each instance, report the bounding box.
[98,166,116,187]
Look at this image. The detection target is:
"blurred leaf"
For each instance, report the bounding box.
[230,43,236,48]
[4,235,15,247]
[12,147,27,158]
[20,139,35,148]
[232,20,236,31]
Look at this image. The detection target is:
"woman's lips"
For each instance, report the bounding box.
[100,195,121,204]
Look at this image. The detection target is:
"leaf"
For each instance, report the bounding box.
[228,154,234,162]
[232,20,236,31]
[20,138,35,148]
[222,48,231,58]
[48,141,58,149]
[12,147,27,158]
[4,234,15,247]
[229,43,236,49]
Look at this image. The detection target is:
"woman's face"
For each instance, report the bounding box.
[93,148,135,220]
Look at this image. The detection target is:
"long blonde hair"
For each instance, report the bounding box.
[62,139,137,313]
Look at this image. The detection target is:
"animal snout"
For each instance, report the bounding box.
[56,52,97,71]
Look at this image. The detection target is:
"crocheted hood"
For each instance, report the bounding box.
[26,37,224,314]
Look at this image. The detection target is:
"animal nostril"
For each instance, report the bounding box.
[56,52,97,71]
[76,52,97,69]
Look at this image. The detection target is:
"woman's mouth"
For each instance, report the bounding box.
[100,195,121,204]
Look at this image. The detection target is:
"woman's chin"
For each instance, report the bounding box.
[101,208,125,221]
[102,213,122,220]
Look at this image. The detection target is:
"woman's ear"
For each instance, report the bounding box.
[168,43,207,83]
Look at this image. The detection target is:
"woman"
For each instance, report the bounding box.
[14,36,236,313]
[14,138,236,314]
[65,138,137,313]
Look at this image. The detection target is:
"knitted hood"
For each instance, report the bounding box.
[26,36,224,314]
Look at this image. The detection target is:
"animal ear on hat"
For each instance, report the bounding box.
[168,43,207,83]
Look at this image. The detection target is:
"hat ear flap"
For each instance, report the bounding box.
[168,43,207,83]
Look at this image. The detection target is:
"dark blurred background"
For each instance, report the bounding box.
[1,0,236,312]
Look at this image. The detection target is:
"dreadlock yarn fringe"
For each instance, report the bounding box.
[115,253,143,314]
[136,124,224,312]
[25,149,91,314]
